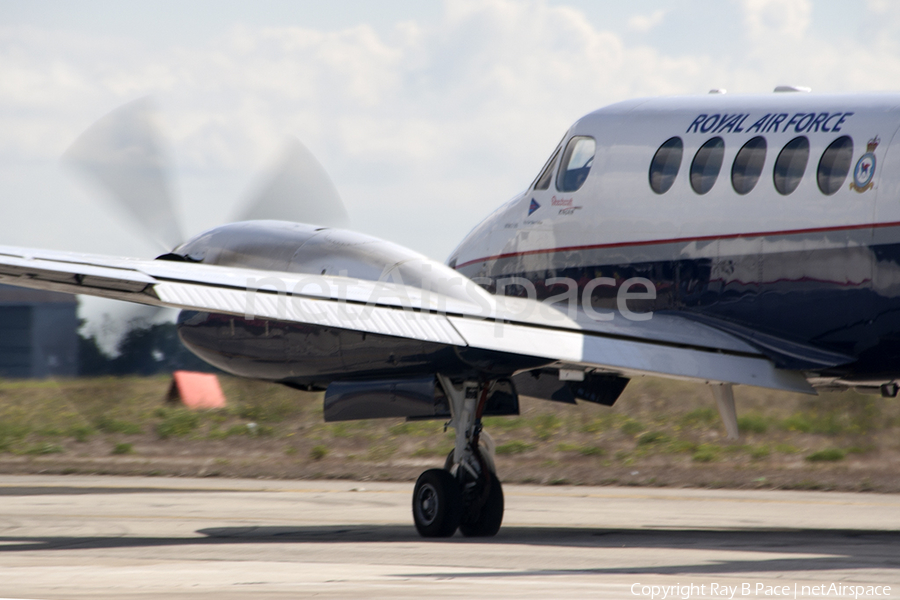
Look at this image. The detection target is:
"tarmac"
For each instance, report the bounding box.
[0,475,898,599]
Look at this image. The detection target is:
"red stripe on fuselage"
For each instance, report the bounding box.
[454,221,900,270]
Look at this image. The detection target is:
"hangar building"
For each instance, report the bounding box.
[0,284,78,378]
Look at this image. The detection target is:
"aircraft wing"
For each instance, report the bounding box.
[0,244,814,394]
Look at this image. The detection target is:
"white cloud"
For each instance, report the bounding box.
[742,0,812,41]
[628,9,666,33]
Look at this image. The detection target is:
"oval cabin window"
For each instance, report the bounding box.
[817,136,853,196]
[690,137,725,195]
[731,136,767,195]
[556,136,595,192]
[648,137,683,194]
[773,136,810,195]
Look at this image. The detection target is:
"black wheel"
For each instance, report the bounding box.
[412,468,462,537]
[459,471,504,537]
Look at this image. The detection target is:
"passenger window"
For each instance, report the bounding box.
[648,137,683,194]
[774,136,809,195]
[534,147,560,191]
[556,136,595,192]
[731,136,766,195]
[690,137,725,195]
[817,136,853,196]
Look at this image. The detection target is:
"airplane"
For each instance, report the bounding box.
[0,87,896,537]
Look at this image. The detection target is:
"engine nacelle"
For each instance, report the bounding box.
[161,220,478,302]
[169,221,551,386]
[177,311,550,389]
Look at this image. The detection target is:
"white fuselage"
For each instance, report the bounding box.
[450,92,900,381]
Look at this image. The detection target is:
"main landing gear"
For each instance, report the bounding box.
[412,377,504,538]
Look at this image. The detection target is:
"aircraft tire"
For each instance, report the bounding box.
[459,471,504,537]
[412,468,462,537]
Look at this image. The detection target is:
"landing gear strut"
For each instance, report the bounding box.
[412,377,504,538]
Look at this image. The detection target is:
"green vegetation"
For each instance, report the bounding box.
[620,419,645,436]
[112,442,133,455]
[556,442,605,456]
[579,414,616,433]
[95,415,142,435]
[0,423,29,451]
[692,444,720,463]
[207,423,273,439]
[805,448,846,462]
[578,445,605,456]
[236,394,303,423]
[680,407,718,427]
[774,443,801,454]
[68,424,95,442]
[412,443,453,458]
[749,445,771,460]
[389,421,441,437]
[496,441,535,455]
[637,431,669,446]
[531,414,561,440]
[737,414,769,434]
[367,439,399,462]
[482,416,527,431]
[0,375,897,490]
[24,442,64,455]
[155,409,201,439]
[779,396,883,436]
[665,440,697,454]
[327,421,371,438]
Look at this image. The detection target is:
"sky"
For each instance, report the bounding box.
[2,0,900,345]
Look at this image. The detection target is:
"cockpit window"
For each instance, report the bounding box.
[534,147,560,190]
[556,136,596,192]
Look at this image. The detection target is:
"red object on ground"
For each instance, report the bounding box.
[167,371,226,409]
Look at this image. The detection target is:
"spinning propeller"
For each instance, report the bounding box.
[63,98,349,252]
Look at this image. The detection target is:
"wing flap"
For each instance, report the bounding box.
[450,316,812,394]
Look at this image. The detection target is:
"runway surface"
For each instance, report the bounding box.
[0,475,897,599]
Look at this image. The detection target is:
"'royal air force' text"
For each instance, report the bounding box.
[686,112,853,135]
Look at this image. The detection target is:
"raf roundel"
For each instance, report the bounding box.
[850,137,879,193]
